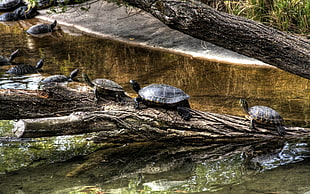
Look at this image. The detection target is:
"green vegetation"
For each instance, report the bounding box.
[224,0,310,34]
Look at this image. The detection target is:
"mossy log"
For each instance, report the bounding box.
[1,85,309,143]
[123,0,310,79]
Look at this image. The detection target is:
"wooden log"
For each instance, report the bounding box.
[12,106,310,142]
[123,0,310,79]
[2,85,309,142]
[0,85,132,120]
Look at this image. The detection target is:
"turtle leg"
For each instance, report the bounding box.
[277,125,286,136]
[249,119,256,129]
[94,88,100,102]
[134,96,142,109]
[177,107,191,121]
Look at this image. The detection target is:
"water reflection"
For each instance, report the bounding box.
[0,139,309,193]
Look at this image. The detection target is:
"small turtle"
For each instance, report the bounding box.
[0,0,22,11]
[130,80,191,121]
[41,69,79,83]
[6,59,44,75]
[82,73,126,102]
[26,20,57,36]
[13,6,38,19]
[0,49,21,66]
[239,99,285,136]
[0,12,19,21]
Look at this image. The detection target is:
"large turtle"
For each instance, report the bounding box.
[0,49,21,66]
[41,69,79,83]
[0,0,22,11]
[0,12,19,21]
[13,6,38,19]
[130,80,191,121]
[26,20,57,36]
[6,59,44,75]
[239,99,285,136]
[82,73,126,102]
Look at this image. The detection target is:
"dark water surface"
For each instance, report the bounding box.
[0,20,310,193]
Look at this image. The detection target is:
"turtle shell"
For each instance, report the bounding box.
[41,69,79,83]
[0,12,18,21]
[6,59,43,75]
[248,106,283,125]
[26,20,57,35]
[6,64,37,75]
[92,79,124,92]
[139,84,190,105]
[0,0,21,11]
[41,75,69,83]
[14,6,38,19]
[0,49,21,66]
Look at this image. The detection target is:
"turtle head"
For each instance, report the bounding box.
[239,99,249,113]
[82,73,94,87]
[51,20,57,29]
[35,59,44,69]
[70,69,79,79]
[9,49,22,62]
[130,80,140,93]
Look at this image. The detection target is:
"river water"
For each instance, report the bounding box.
[0,19,309,193]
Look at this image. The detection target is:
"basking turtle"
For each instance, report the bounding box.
[0,0,22,11]
[13,6,38,19]
[41,69,79,83]
[239,99,285,136]
[130,80,191,121]
[0,12,19,21]
[82,73,126,102]
[26,20,57,36]
[0,49,21,66]
[6,59,44,75]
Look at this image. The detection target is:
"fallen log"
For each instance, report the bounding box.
[123,0,310,79]
[1,85,309,142]
[12,108,310,143]
[0,86,132,120]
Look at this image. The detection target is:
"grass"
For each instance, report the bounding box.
[224,0,310,34]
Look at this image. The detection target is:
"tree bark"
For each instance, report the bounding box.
[122,0,310,79]
[2,86,309,142]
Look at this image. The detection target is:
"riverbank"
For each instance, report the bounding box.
[36,1,269,66]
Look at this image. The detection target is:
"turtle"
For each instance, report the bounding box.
[239,99,285,136]
[0,12,19,21]
[130,80,191,121]
[26,20,57,36]
[41,69,79,83]
[0,0,22,11]
[13,6,38,19]
[0,49,22,66]
[6,59,44,75]
[82,73,126,102]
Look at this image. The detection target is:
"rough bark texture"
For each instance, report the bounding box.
[123,0,310,79]
[0,86,131,120]
[2,86,309,142]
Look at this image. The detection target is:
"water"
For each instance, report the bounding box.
[0,20,310,193]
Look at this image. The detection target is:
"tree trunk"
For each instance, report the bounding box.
[122,0,310,79]
[2,86,309,142]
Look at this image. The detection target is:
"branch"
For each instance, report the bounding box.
[123,0,310,79]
